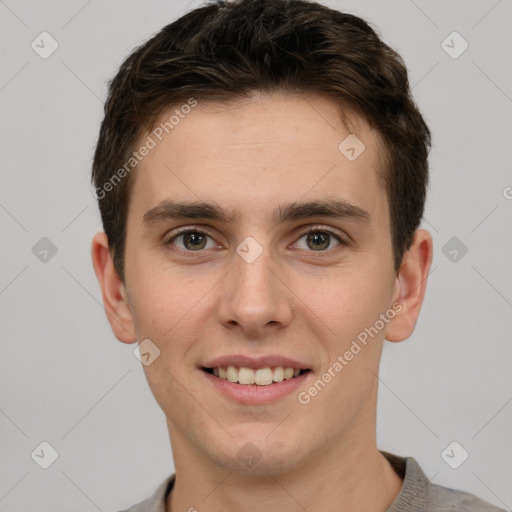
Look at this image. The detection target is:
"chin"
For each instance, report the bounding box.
[210,433,304,476]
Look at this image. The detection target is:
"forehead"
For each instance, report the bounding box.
[129,92,388,226]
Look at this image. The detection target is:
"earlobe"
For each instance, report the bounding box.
[385,229,433,343]
[91,232,137,344]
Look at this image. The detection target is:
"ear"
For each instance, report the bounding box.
[91,232,137,344]
[385,229,433,342]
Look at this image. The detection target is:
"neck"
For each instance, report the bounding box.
[166,433,403,512]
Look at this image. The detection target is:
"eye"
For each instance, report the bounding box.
[164,226,346,254]
[165,228,217,251]
[294,228,344,251]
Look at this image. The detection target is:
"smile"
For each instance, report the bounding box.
[203,366,310,386]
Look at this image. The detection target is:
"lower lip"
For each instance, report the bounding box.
[201,369,311,404]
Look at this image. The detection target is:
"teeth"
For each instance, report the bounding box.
[210,366,305,385]
[272,366,284,382]
[226,365,238,383]
[254,367,273,385]
[238,367,255,385]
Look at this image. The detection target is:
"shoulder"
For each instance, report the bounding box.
[115,474,175,512]
[425,482,507,511]
[381,451,507,512]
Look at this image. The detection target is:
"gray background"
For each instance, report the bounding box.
[1,1,511,510]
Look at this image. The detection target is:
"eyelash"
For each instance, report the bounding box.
[164,226,347,255]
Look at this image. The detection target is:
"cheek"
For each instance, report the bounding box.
[307,269,390,406]
[309,265,391,347]
[126,270,179,339]
[125,243,190,326]
[296,279,387,435]
[126,266,214,359]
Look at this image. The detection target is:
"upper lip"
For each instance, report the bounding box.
[202,355,310,370]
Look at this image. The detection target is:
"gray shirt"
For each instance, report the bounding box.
[119,451,506,512]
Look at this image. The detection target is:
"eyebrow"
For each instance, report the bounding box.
[142,198,371,229]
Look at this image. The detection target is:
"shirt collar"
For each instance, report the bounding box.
[134,451,429,512]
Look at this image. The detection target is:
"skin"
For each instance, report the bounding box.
[92,91,433,512]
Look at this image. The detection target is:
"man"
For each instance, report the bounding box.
[90,1,505,510]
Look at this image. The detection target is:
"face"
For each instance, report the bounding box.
[97,92,424,474]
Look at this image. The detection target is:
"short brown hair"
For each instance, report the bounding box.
[92,0,431,282]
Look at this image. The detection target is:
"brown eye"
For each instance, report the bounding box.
[295,229,343,251]
[306,232,330,250]
[181,232,207,250]
[166,229,216,251]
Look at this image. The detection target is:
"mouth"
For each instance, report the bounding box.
[202,366,311,386]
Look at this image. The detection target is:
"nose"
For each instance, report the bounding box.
[216,244,293,338]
